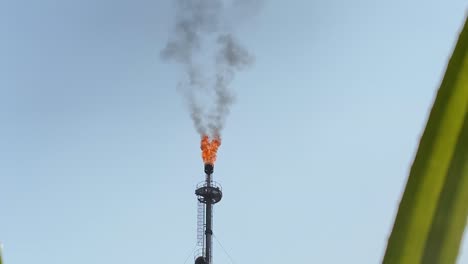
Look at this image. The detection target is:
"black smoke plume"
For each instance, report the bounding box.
[161,0,255,138]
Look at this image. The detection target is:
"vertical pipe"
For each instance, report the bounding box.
[205,173,213,264]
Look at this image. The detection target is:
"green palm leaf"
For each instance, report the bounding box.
[383,16,468,264]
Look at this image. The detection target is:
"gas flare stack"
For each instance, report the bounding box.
[194,163,223,264]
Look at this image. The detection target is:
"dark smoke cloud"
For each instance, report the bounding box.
[161,0,256,138]
[161,0,223,63]
[208,34,253,137]
[216,34,253,69]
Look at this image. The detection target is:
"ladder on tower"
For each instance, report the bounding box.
[197,202,205,247]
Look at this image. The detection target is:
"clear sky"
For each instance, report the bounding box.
[1,0,467,263]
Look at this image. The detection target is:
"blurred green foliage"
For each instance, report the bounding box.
[383,16,468,264]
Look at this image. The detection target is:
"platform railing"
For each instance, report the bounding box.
[196,181,222,191]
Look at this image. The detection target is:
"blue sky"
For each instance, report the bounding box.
[1,0,467,263]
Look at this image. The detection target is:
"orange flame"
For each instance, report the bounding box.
[201,135,221,165]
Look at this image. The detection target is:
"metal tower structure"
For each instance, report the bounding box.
[194,164,222,264]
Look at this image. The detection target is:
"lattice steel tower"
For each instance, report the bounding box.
[194,164,222,264]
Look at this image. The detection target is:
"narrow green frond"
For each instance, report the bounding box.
[383,16,468,264]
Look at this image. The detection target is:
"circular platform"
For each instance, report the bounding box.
[195,182,222,204]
